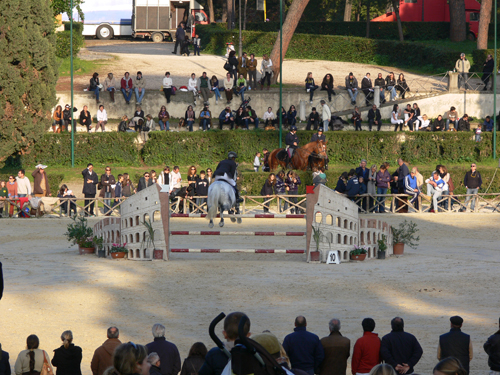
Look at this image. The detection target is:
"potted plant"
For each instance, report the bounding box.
[64,216,95,254]
[94,236,105,258]
[350,246,368,261]
[311,225,331,262]
[142,218,162,260]
[391,220,420,255]
[109,243,129,259]
[377,234,387,259]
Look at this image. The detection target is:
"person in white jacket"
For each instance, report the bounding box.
[96,104,107,132]
[320,100,331,131]
[253,152,261,172]
[16,170,32,197]
[188,73,199,105]
[162,72,173,104]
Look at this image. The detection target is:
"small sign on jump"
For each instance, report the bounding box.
[326,250,341,264]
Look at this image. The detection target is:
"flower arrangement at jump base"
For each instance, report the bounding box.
[110,243,129,259]
[350,245,368,261]
[64,216,101,254]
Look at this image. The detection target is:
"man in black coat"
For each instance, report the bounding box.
[438,316,473,374]
[484,318,500,374]
[145,324,181,375]
[482,54,494,91]
[368,104,382,131]
[433,115,445,132]
[82,163,99,216]
[457,114,471,132]
[381,317,423,375]
[137,172,154,192]
[306,108,320,130]
[172,23,185,55]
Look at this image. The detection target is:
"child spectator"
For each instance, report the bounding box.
[193,34,201,56]
[286,171,301,214]
[260,173,276,213]
[180,342,207,375]
[313,171,327,187]
[7,175,18,217]
[358,176,367,209]
[182,36,191,56]
[484,116,494,131]
[58,184,77,216]
[195,171,209,213]
[345,169,360,200]
[145,114,156,131]
[114,174,123,208]
[475,125,482,142]
[275,170,287,213]
[118,115,130,132]
[335,172,348,193]
[0,180,7,217]
[253,152,261,172]
[262,149,270,172]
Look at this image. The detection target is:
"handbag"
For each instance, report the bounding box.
[41,351,55,375]
[223,60,232,71]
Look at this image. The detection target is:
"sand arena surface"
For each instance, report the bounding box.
[1,214,499,375]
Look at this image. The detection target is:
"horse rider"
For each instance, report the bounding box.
[310,127,329,170]
[285,125,299,169]
[213,151,244,203]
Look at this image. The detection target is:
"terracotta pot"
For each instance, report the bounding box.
[393,242,405,255]
[350,253,366,261]
[153,249,164,260]
[79,247,95,255]
[111,252,127,259]
[310,251,320,262]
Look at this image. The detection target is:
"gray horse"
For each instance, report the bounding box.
[206,181,242,227]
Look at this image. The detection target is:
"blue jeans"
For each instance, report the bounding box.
[213,87,221,101]
[323,120,329,131]
[104,192,112,215]
[187,120,194,132]
[238,86,246,101]
[464,187,478,211]
[195,197,206,212]
[18,194,27,198]
[135,88,145,103]
[377,187,387,213]
[201,118,210,130]
[159,120,170,131]
[277,192,287,212]
[446,119,458,131]
[378,88,385,102]
[121,88,132,102]
[251,118,259,129]
[93,87,100,101]
[347,89,358,102]
[387,86,397,100]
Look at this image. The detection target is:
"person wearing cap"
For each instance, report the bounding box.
[310,128,326,143]
[484,318,500,375]
[213,152,244,203]
[82,163,99,216]
[134,71,146,105]
[351,318,381,375]
[31,165,51,197]
[218,107,234,130]
[285,126,299,168]
[345,72,359,106]
[455,53,471,90]
[306,107,320,131]
[319,319,350,375]
[368,105,381,131]
[320,100,331,131]
[438,316,473,374]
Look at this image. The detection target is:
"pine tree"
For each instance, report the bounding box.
[0,0,58,166]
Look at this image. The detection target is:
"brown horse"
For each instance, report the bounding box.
[269,140,328,171]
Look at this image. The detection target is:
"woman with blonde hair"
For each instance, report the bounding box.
[51,331,82,375]
[370,364,397,375]
[104,342,149,375]
[14,335,52,375]
[433,357,467,375]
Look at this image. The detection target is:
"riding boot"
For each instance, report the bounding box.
[234,187,244,204]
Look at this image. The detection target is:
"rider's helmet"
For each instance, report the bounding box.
[290,125,297,132]
[318,127,324,132]
[228,151,238,159]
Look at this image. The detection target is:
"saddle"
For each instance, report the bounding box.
[277,149,288,162]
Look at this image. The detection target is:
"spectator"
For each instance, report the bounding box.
[475,124,482,142]
[396,73,409,99]
[228,50,238,83]
[14,335,51,375]
[198,312,250,375]
[148,353,161,375]
[210,75,221,104]
[137,171,153,192]
[287,105,297,126]
[122,173,135,197]
[370,365,397,375]
[376,164,391,213]
[200,105,211,131]
[0,180,8,217]
[367,164,377,212]
[305,72,319,104]
[457,114,470,132]
[188,73,199,105]
[186,166,198,211]
[263,107,277,128]
[433,357,467,375]
[368,105,382,132]
[438,316,473,374]
[16,169,31,198]
[103,73,117,103]
[185,105,196,132]
[286,171,301,214]
[403,104,414,130]
[200,72,211,105]
[261,54,273,90]
[374,73,386,104]
[163,72,173,104]
[172,23,185,54]
[95,105,107,132]
[408,103,420,131]
[482,54,494,91]
[53,105,63,133]
[78,105,93,132]
[274,170,287,212]
[483,317,500,374]
[404,167,421,210]
[461,163,482,212]
[484,116,494,132]
[144,114,156,134]
[352,106,362,131]
[82,163,99,216]
[99,166,115,216]
[6,175,18,217]
[131,105,145,132]
[416,114,430,131]
[245,106,259,129]
[118,115,132,132]
[219,107,234,130]
[433,115,445,132]
[356,160,369,186]
[351,318,381,375]
[380,317,423,375]
[437,165,453,211]
[51,330,82,375]
[262,148,270,172]
[195,171,209,212]
[193,34,201,56]
[281,106,288,127]
[235,74,247,102]
[345,169,360,199]
[158,167,170,186]
[391,105,404,132]
[145,324,181,375]
[107,343,149,375]
[320,319,350,375]
[150,170,157,184]
[455,53,471,90]
[396,158,410,202]
[0,342,10,375]
[306,107,320,130]
[253,152,261,172]
[32,165,51,197]
[425,171,446,213]
[283,316,325,375]
[121,72,133,104]
[335,172,348,194]
[321,73,336,102]
[446,106,459,131]
[312,169,327,187]
[169,166,182,196]
[310,127,326,143]
[361,73,374,106]
[63,104,75,132]
[261,173,276,213]
[90,72,101,104]
[113,174,123,209]
[224,72,234,104]
[133,71,146,104]
[385,72,397,101]
[237,52,248,80]
[321,100,331,131]
[345,72,359,106]
[358,177,367,197]
[248,53,258,90]
[180,343,207,375]
[157,106,170,131]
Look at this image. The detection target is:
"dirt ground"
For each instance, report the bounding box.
[1,213,499,375]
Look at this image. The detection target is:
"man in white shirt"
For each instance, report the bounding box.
[16,169,32,197]
[321,100,331,131]
[169,166,182,196]
[188,73,199,105]
[263,107,277,127]
[96,104,107,132]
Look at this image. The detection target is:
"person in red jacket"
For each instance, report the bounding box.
[121,72,133,104]
[351,318,381,375]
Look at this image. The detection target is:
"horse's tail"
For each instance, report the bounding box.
[207,183,221,221]
[269,149,281,171]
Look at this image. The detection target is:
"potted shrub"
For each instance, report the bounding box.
[94,236,105,258]
[391,220,420,255]
[377,234,387,259]
[142,218,162,260]
[64,216,95,254]
[109,244,129,259]
[311,225,331,262]
[350,246,368,261]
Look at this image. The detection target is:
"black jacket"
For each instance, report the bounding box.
[483,59,494,74]
[198,348,228,375]
[180,357,205,375]
[51,344,83,375]
[433,119,445,131]
[439,328,471,373]
[228,56,238,71]
[310,133,326,142]
[397,163,410,189]
[79,110,92,126]
[0,350,10,375]
[261,180,275,195]
[82,169,99,195]
[150,365,162,375]
[195,178,209,196]
[484,330,500,371]
[464,170,482,189]
[380,331,423,374]
[335,178,346,193]
[214,159,237,180]
[286,132,299,149]
[175,26,185,41]
[385,76,396,87]
[308,112,319,124]
[374,78,385,88]
[361,77,372,90]
[133,110,145,119]
[118,121,128,132]
[457,118,470,131]
[368,109,381,122]
[145,338,181,375]
[137,177,153,192]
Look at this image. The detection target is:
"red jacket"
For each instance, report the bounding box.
[121,76,133,90]
[351,332,381,374]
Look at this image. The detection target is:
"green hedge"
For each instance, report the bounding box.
[0,173,64,198]
[471,49,500,72]
[56,22,84,58]
[196,26,457,72]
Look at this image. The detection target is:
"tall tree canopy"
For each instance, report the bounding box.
[0,0,59,166]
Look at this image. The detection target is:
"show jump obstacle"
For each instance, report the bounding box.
[94,184,393,262]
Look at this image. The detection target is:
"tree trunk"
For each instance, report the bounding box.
[269,0,311,83]
[449,0,466,42]
[344,0,352,21]
[366,0,370,38]
[208,0,215,24]
[477,0,492,49]
[243,0,248,30]
[392,0,404,42]
[227,0,234,29]
[222,0,227,23]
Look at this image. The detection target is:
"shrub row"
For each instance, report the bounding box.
[56,22,84,58]
[196,26,457,72]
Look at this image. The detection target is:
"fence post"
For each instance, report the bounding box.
[448,71,459,93]
[374,86,380,107]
